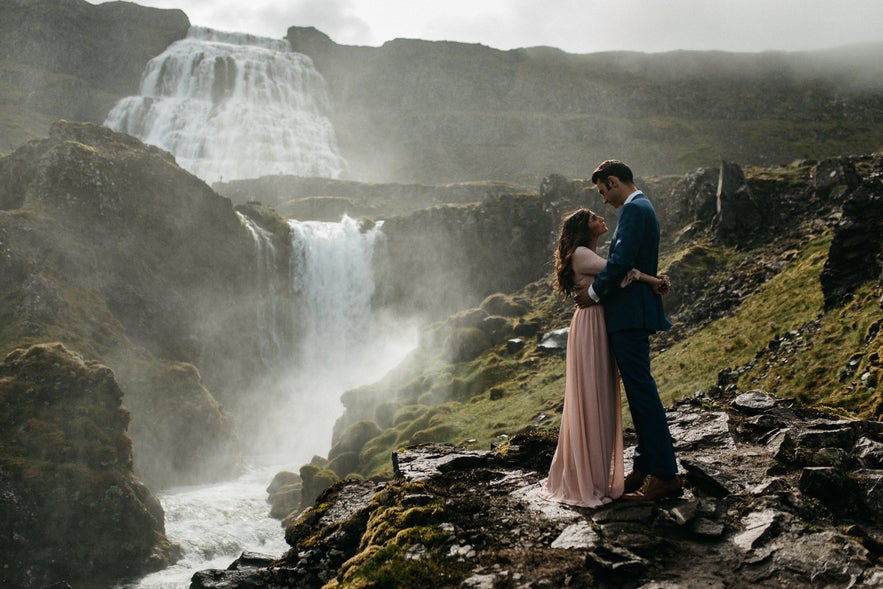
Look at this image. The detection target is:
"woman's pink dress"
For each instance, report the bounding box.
[539,300,624,508]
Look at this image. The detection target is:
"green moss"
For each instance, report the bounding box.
[746,284,882,418]
[443,327,490,362]
[329,480,470,589]
[408,424,460,446]
[654,234,830,400]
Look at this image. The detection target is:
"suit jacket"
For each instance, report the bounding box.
[592,193,672,334]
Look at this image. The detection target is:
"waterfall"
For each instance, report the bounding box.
[288,216,384,376]
[122,215,418,588]
[104,26,346,183]
[237,214,417,463]
[237,212,288,366]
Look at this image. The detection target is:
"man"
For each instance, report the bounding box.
[574,159,681,501]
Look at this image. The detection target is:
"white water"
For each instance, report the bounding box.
[118,467,289,589]
[120,216,418,588]
[237,212,288,366]
[104,26,346,183]
[252,216,417,463]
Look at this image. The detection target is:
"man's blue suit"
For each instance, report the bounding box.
[591,192,677,477]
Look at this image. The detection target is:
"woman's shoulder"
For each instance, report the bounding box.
[572,246,605,264]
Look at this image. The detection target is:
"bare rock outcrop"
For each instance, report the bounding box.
[820,167,883,308]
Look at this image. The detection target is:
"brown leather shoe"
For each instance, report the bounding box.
[621,475,683,501]
[623,469,647,494]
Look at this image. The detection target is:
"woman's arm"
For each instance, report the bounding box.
[621,268,671,295]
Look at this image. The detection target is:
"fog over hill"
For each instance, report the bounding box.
[2,0,883,185]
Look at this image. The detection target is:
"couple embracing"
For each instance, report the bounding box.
[539,159,682,507]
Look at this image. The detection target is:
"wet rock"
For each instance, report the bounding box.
[506,337,526,354]
[732,509,780,551]
[732,390,777,414]
[691,517,726,539]
[229,551,277,570]
[585,545,648,579]
[799,467,864,517]
[550,521,600,549]
[854,435,883,469]
[680,458,745,497]
[668,409,733,450]
[537,327,568,352]
[393,443,495,481]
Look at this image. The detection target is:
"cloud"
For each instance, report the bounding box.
[92,0,883,53]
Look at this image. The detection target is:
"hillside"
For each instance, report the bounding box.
[288,26,883,183]
[2,0,882,186]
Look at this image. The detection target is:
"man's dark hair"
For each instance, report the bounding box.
[591,160,634,186]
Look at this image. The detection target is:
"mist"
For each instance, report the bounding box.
[89,0,883,56]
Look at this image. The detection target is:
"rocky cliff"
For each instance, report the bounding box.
[0,342,178,588]
[0,121,263,489]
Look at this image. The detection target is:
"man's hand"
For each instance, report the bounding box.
[573,283,595,308]
[654,274,671,296]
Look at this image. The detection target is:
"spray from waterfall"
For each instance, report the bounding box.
[104,26,346,184]
[238,214,418,465]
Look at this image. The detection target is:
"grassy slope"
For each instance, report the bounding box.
[654,234,830,401]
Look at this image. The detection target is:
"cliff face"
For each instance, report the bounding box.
[0,0,189,152]
[2,2,883,187]
[0,121,263,489]
[0,342,178,589]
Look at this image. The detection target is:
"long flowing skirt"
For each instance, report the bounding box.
[539,305,624,507]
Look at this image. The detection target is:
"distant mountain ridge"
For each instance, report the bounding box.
[1,0,882,185]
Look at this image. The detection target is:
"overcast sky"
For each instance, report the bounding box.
[95,0,883,54]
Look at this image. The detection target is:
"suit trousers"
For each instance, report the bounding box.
[609,328,678,477]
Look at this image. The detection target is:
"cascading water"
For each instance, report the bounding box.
[120,216,418,588]
[104,26,346,184]
[253,216,417,463]
[237,212,288,367]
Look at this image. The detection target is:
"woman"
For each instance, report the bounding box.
[539,208,669,507]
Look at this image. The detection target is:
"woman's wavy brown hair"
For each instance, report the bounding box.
[554,208,595,297]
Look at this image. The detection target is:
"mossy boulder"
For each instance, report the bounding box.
[443,327,491,363]
[0,343,177,589]
[479,293,528,317]
[299,463,340,511]
[267,470,303,519]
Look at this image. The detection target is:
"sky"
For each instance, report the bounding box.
[94,0,883,54]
